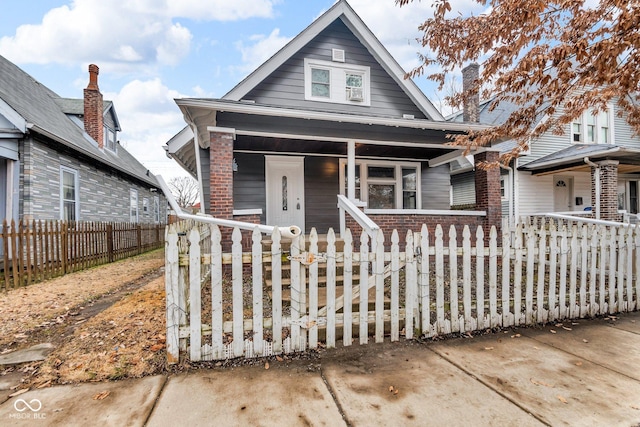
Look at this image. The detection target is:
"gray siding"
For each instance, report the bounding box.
[233,152,266,222]
[20,136,166,222]
[451,171,475,206]
[422,164,451,210]
[304,157,340,233]
[245,19,427,119]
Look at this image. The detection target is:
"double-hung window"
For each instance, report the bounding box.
[305,58,370,106]
[154,196,160,223]
[60,167,79,221]
[103,126,117,152]
[130,189,138,223]
[341,160,420,209]
[571,107,612,144]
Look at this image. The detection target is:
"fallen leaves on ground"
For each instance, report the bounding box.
[93,391,110,400]
[0,250,164,351]
[32,275,166,385]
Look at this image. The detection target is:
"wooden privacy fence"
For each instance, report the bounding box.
[165,220,640,363]
[1,219,165,290]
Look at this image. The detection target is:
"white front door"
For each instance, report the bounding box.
[553,176,573,212]
[266,156,305,231]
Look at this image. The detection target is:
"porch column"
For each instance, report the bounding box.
[209,131,235,220]
[474,150,501,232]
[592,160,619,221]
[347,140,356,200]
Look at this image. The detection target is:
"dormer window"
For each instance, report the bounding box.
[304,58,370,106]
[104,126,117,152]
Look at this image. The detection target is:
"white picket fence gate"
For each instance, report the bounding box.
[165,219,640,363]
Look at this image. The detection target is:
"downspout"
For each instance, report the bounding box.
[513,158,520,223]
[584,157,600,220]
[499,163,513,226]
[189,122,206,214]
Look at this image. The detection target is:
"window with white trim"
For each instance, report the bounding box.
[143,197,149,214]
[571,107,612,144]
[153,196,160,223]
[60,167,79,221]
[500,175,508,200]
[340,160,420,209]
[103,126,117,152]
[304,58,370,106]
[130,189,138,223]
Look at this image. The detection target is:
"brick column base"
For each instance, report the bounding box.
[474,151,501,234]
[593,160,619,221]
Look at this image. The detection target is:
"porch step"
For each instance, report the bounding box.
[265,274,361,288]
[279,285,390,306]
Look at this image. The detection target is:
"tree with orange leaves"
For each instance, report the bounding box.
[398,0,640,162]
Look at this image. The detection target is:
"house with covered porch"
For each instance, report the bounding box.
[165,0,501,243]
[450,88,640,225]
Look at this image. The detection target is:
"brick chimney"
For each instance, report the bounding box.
[462,63,480,123]
[84,64,104,148]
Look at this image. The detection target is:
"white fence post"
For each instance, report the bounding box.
[390,230,400,341]
[327,228,337,348]
[211,225,223,360]
[343,229,353,346]
[419,225,430,336]
[232,228,244,358]
[252,227,264,356]
[405,230,415,340]
[165,226,180,364]
[189,228,202,361]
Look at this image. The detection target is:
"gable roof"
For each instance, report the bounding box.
[56,98,122,131]
[223,0,443,121]
[0,54,157,188]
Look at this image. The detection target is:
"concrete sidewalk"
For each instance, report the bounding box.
[1,312,639,426]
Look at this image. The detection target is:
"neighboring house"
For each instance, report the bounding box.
[165,0,502,244]
[450,66,640,224]
[0,56,167,227]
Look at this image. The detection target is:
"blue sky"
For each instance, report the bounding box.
[0,0,485,181]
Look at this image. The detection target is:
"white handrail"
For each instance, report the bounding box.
[337,194,380,238]
[157,176,301,238]
[542,213,635,228]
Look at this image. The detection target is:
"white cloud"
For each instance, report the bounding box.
[165,0,280,21]
[233,28,292,75]
[0,0,279,70]
[348,0,487,73]
[104,79,189,181]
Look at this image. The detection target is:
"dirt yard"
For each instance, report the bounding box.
[0,249,167,388]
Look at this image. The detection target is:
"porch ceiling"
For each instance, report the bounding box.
[234,135,457,160]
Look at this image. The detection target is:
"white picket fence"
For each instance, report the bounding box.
[165,220,640,363]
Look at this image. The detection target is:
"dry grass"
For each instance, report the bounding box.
[0,249,164,350]
[34,276,166,385]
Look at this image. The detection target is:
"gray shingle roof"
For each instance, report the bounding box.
[0,54,158,188]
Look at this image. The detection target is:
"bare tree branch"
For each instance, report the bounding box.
[168,176,199,210]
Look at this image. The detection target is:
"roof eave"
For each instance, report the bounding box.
[176,98,490,133]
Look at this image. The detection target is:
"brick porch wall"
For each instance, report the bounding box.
[345,213,487,249]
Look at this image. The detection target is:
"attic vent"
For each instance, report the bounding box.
[332,49,345,63]
[348,87,364,102]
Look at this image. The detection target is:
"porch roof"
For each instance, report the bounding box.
[519,144,640,175]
